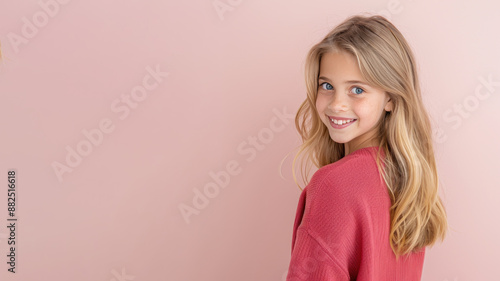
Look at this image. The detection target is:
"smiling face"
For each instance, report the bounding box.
[315,50,393,155]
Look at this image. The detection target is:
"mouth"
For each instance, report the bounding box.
[327,116,357,129]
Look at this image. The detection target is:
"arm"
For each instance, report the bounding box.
[286,226,350,281]
[286,165,363,280]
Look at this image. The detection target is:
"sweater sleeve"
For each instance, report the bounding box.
[287,164,365,280]
[286,226,350,280]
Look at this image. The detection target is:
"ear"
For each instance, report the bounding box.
[384,96,393,112]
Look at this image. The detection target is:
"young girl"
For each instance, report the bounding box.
[285,14,448,280]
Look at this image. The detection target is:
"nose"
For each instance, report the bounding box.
[328,92,348,112]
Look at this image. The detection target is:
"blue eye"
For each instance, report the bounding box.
[319,82,333,90]
[350,87,365,95]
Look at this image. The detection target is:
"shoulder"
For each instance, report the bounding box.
[300,147,386,232]
[308,147,383,199]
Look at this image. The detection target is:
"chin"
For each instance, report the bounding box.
[328,134,349,144]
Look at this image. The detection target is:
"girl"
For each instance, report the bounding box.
[285,14,448,280]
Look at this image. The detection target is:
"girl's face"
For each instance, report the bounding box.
[315,50,393,155]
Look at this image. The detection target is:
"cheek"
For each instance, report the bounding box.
[354,103,383,125]
[353,101,375,117]
[354,103,378,121]
[316,93,330,112]
[315,94,327,112]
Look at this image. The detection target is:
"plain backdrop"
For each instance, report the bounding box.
[0,0,499,280]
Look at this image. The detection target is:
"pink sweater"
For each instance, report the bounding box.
[286,146,425,280]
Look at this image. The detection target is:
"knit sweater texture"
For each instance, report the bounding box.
[286,146,425,280]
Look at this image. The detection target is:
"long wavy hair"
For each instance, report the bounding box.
[290,14,448,259]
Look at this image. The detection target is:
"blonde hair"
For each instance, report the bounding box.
[290,14,448,260]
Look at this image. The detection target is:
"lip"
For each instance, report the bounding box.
[327,115,357,129]
[327,115,356,121]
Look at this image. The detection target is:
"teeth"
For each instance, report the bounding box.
[330,118,354,125]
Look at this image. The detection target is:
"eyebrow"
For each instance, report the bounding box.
[318,76,370,86]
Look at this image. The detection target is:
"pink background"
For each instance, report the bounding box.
[1,0,499,280]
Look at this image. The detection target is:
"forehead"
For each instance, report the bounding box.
[319,51,364,81]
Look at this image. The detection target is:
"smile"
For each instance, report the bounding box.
[328,116,357,129]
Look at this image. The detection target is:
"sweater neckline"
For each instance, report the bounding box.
[348,146,380,155]
[346,146,385,159]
